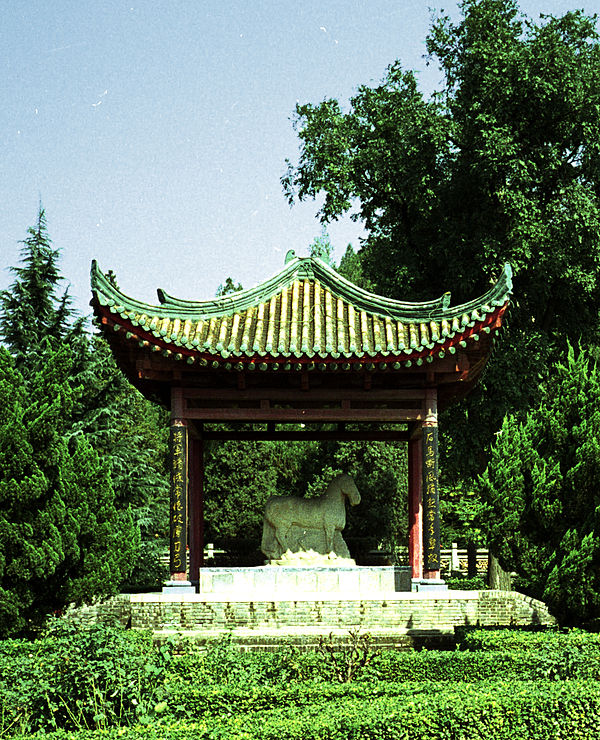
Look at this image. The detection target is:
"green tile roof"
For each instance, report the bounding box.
[91,257,511,365]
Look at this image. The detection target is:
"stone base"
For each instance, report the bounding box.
[411,578,448,592]
[162,580,195,594]
[65,590,557,650]
[198,565,412,597]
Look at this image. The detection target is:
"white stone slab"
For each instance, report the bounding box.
[198,565,412,597]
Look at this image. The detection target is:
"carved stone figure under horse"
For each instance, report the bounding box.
[261,473,361,561]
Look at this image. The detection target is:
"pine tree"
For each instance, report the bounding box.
[309,228,334,265]
[479,345,600,627]
[0,207,82,368]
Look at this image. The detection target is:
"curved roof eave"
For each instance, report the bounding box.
[91,258,511,323]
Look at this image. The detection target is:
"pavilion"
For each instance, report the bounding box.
[91,254,512,590]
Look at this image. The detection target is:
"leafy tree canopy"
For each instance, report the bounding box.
[309,228,334,264]
[283,0,600,480]
[216,277,243,297]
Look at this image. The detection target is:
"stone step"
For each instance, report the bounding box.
[151,625,457,651]
[67,590,555,650]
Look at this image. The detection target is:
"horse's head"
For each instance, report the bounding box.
[337,473,361,506]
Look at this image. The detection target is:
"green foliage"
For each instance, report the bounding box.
[0,208,169,624]
[203,435,407,554]
[12,680,600,739]
[0,207,82,369]
[3,627,600,737]
[315,629,379,683]
[0,347,138,637]
[445,574,488,590]
[70,335,170,590]
[479,345,600,627]
[457,627,600,654]
[304,437,407,552]
[204,439,310,543]
[283,0,600,485]
[440,481,485,548]
[308,228,334,265]
[0,622,171,734]
[215,277,243,297]
[336,244,372,290]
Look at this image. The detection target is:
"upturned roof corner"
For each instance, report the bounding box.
[90,256,511,383]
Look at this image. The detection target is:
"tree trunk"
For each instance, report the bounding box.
[488,552,511,590]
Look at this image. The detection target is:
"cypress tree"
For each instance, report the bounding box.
[0,207,82,367]
[0,347,138,637]
[479,345,600,628]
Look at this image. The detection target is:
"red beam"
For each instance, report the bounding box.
[180,408,424,422]
[202,430,409,442]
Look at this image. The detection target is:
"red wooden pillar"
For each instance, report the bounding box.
[422,389,441,580]
[408,427,423,580]
[188,435,204,583]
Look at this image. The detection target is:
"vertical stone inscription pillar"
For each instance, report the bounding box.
[422,389,441,578]
[408,428,423,580]
[169,422,188,579]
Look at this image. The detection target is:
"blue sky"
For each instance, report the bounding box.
[1,0,594,316]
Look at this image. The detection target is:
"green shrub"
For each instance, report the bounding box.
[0,621,171,735]
[4,626,600,738]
[167,638,328,687]
[445,574,488,590]
[165,633,600,698]
[120,540,169,593]
[12,680,600,740]
[457,626,600,651]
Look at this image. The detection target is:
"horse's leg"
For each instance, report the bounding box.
[274,521,292,554]
[261,520,277,559]
[324,524,335,554]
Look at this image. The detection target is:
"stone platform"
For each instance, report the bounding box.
[198,565,412,596]
[69,589,556,650]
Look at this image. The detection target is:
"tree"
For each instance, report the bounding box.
[0,208,170,603]
[204,439,310,546]
[0,207,82,371]
[72,336,170,592]
[337,244,372,290]
[299,437,408,557]
[283,0,600,482]
[0,346,138,637]
[479,346,600,627]
[203,434,408,560]
[309,228,334,264]
[216,277,243,297]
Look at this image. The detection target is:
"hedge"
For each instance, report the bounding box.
[12,680,600,740]
[3,625,600,738]
[166,635,600,688]
[457,627,600,651]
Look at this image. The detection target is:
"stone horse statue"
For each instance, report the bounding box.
[261,473,361,561]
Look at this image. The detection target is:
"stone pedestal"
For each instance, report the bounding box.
[411,578,448,593]
[199,565,412,597]
[162,580,195,594]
